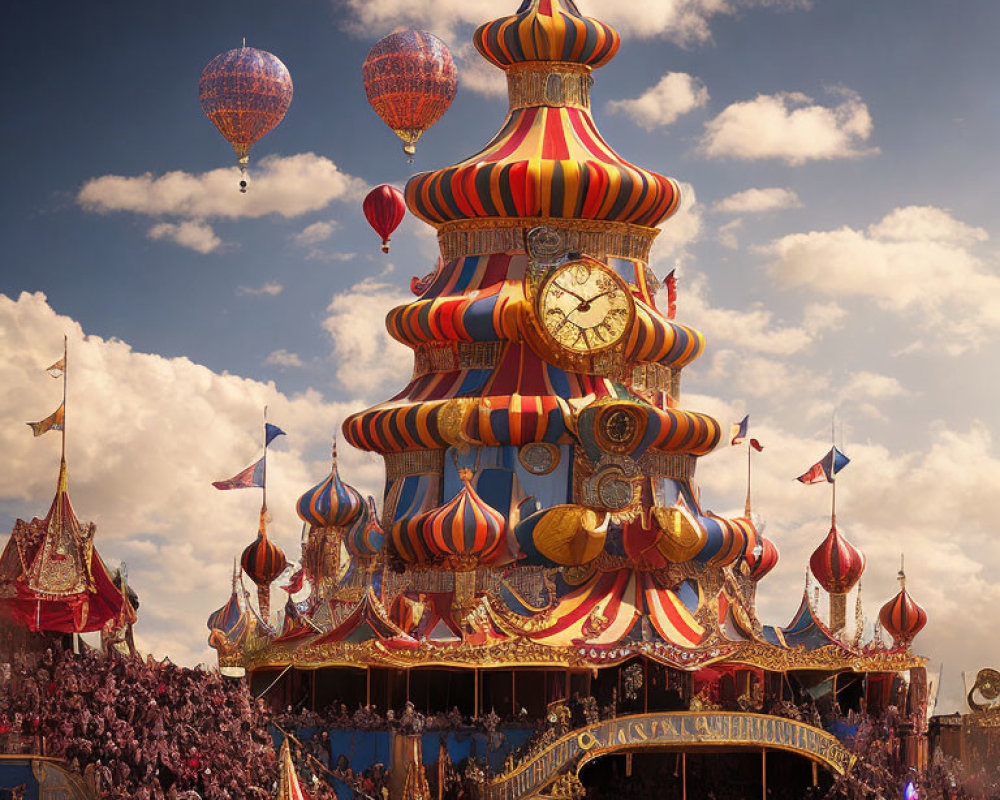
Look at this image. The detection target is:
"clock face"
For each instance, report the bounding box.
[538,261,633,354]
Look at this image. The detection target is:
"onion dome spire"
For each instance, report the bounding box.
[809,524,865,594]
[748,537,779,582]
[346,496,385,559]
[240,506,287,621]
[423,469,505,569]
[406,0,680,231]
[473,0,620,70]
[879,556,927,645]
[296,438,363,529]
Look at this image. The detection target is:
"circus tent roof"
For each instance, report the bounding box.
[0,459,128,634]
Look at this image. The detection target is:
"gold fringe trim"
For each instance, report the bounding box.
[384,449,445,481]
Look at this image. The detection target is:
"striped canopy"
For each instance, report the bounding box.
[407,105,681,228]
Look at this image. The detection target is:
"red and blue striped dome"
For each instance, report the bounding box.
[810,525,865,594]
[748,537,779,581]
[879,570,927,644]
[389,512,434,565]
[424,472,505,568]
[296,442,363,529]
[346,496,386,559]
[241,529,287,589]
[473,0,620,70]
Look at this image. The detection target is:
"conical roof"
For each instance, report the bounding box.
[0,459,127,633]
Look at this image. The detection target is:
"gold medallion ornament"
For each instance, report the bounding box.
[519,442,561,475]
[536,259,634,355]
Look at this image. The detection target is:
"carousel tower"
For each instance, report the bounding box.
[341,0,774,638]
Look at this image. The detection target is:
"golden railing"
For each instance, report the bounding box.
[485,711,855,800]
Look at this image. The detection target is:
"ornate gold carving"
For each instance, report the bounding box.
[384,450,445,481]
[639,451,697,481]
[414,342,504,375]
[437,218,658,264]
[506,62,593,111]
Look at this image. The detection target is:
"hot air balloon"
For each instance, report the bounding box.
[199,43,293,192]
[362,31,457,161]
[363,185,406,253]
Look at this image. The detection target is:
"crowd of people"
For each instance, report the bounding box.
[0,645,276,799]
[4,643,1000,799]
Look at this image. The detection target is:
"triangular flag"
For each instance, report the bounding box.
[212,457,265,490]
[27,404,65,437]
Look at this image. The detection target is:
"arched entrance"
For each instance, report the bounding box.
[578,747,832,800]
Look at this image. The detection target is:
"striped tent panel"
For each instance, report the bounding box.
[641,572,704,647]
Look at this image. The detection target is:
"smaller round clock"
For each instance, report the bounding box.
[537,260,634,355]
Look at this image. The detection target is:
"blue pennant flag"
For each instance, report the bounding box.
[265,423,286,448]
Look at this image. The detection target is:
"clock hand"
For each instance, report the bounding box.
[552,281,586,303]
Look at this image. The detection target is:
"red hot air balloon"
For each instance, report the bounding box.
[199,44,293,192]
[363,185,406,253]
[362,31,458,161]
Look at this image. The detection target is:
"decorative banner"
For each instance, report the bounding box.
[486,712,855,800]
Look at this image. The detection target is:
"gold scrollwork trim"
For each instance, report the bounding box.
[437,218,658,264]
[505,62,593,110]
[384,449,445,481]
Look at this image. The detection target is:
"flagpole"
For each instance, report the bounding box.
[830,413,836,527]
[61,335,68,465]
[745,442,752,517]
[262,405,268,513]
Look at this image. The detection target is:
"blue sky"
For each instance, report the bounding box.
[2,0,999,713]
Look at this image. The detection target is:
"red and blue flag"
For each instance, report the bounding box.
[213,457,265,490]
[797,447,850,484]
[730,415,749,446]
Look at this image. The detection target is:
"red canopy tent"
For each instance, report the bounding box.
[0,460,130,633]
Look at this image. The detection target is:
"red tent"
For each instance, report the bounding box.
[0,460,130,633]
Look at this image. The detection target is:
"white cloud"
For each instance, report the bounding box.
[238,282,284,297]
[342,0,808,51]
[147,221,221,254]
[717,218,743,250]
[305,250,357,263]
[264,349,304,368]
[714,187,801,214]
[608,72,709,130]
[0,292,387,666]
[294,220,339,247]
[654,181,704,263]
[78,153,366,220]
[659,273,845,358]
[763,206,1000,352]
[700,89,875,164]
[322,278,413,397]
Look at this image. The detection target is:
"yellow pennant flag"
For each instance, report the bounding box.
[46,357,65,378]
[27,404,65,437]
